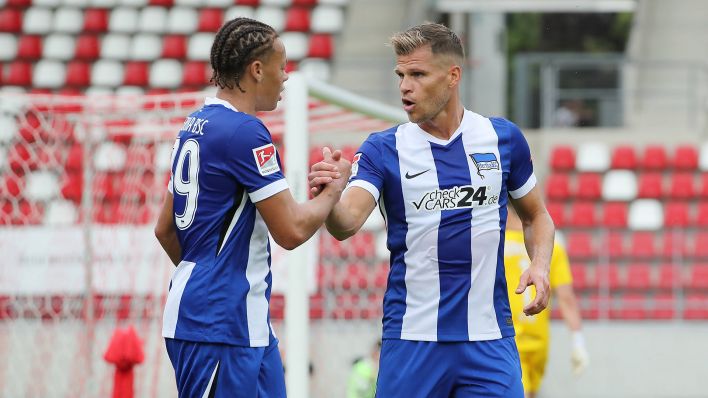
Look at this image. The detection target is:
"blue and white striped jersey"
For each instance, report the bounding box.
[162,97,288,347]
[348,110,536,342]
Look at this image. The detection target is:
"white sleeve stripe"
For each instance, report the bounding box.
[249,179,289,203]
[346,180,380,202]
[509,173,537,199]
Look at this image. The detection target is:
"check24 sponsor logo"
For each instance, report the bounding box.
[412,185,499,211]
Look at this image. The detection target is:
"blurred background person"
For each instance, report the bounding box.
[505,205,589,397]
[346,339,380,398]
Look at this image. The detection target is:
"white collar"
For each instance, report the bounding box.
[411,109,469,146]
[205,97,239,113]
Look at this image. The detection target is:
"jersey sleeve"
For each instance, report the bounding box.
[346,134,385,201]
[507,121,536,199]
[549,240,573,288]
[224,120,289,203]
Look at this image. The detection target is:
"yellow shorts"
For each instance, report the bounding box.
[517,341,549,393]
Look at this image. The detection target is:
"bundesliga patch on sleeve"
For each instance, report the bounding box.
[351,153,362,177]
[252,143,280,176]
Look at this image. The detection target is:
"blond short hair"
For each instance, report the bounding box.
[389,22,465,60]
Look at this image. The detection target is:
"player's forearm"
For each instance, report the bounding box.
[324,199,364,240]
[556,285,583,331]
[285,183,343,249]
[523,211,555,272]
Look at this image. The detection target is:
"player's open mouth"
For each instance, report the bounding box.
[402,99,415,111]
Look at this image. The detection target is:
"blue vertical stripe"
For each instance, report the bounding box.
[490,118,515,335]
[430,136,472,339]
[380,132,408,339]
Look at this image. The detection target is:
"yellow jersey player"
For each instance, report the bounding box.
[505,206,589,397]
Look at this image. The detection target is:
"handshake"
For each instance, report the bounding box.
[308,146,353,197]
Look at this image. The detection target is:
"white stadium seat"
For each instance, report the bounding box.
[318,0,349,4]
[205,0,233,8]
[91,60,124,87]
[62,0,89,7]
[279,32,308,60]
[255,6,285,32]
[602,170,638,201]
[119,0,147,7]
[33,0,61,8]
[91,0,118,8]
[100,34,131,60]
[311,6,344,33]
[150,60,183,88]
[115,86,146,96]
[131,34,162,61]
[44,200,78,225]
[43,34,76,60]
[167,7,198,34]
[225,6,255,21]
[261,0,291,5]
[33,60,66,89]
[85,86,115,95]
[23,8,53,35]
[0,34,18,61]
[109,7,139,33]
[0,116,18,145]
[53,8,83,34]
[699,142,708,171]
[576,142,610,172]
[139,7,168,34]
[25,171,60,202]
[628,199,664,231]
[187,33,214,61]
[174,0,203,7]
[155,142,175,172]
[299,58,331,81]
[94,142,127,171]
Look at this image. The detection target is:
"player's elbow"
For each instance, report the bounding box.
[272,230,308,251]
[154,223,172,244]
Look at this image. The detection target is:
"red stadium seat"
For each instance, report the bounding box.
[601,202,628,228]
[60,171,83,204]
[309,293,324,319]
[629,232,657,260]
[610,145,638,169]
[123,62,149,86]
[75,35,100,60]
[651,293,676,319]
[687,264,708,290]
[696,203,708,227]
[285,60,298,73]
[601,231,625,259]
[545,173,570,200]
[667,172,695,199]
[308,34,333,59]
[567,232,594,260]
[546,202,566,228]
[664,201,691,227]
[285,7,310,32]
[581,294,602,320]
[549,145,575,171]
[575,172,602,200]
[673,145,698,171]
[292,0,317,5]
[612,294,648,320]
[661,232,690,259]
[640,145,669,170]
[374,261,389,289]
[64,143,83,172]
[0,9,23,33]
[683,293,708,319]
[198,9,223,32]
[568,202,597,227]
[604,263,622,289]
[235,0,259,5]
[162,35,187,59]
[637,172,663,198]
[182,61,209,87]
[5,61,32,86]
[65,61,91,87]
[699,173,708,199]
[625,263,652,290]
[570,264,592,290]
[692,232,708,258]
[83,9,109,33]
[1,172,25,199]
[270,294,284,320]
[149,0,173,6]
[17,35,42,61]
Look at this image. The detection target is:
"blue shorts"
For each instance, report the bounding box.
[376,337,523,398]
[165,338,286,398]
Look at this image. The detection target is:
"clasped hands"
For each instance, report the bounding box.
[308,147,352,196]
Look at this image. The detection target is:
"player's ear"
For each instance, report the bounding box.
[448,64,461,88]
[249,60,264,83]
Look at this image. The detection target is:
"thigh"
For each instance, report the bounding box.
[165,338,264,398]
[257,340,287,398]
[454,337,524,398]
[525,346,549,393]
[375,339,455,398]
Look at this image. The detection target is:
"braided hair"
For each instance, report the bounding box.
[210,17,278,92]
